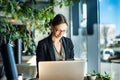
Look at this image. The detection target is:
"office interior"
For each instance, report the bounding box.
[0,0,120,80]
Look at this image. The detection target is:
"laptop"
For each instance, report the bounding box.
[38,60,85,80]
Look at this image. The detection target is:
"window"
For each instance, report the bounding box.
[100,0,120,80]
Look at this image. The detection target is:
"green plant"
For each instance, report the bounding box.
[0,0,80,55]
[89,70,112,80]
[0,18,26,42]
[96,72,111,80]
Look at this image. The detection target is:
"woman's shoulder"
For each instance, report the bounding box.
[38,37,48,43]
[62,37,73,44]
[38,35,51,44]
[62,37,74,48]
[62,36,72,41]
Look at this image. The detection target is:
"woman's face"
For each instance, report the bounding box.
[52,23,67,38]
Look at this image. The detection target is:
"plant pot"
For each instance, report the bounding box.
[87,75,96,80]
[96,78,102,80]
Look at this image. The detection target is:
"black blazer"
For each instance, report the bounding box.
[36,34,74,77]
[36,34,74,62]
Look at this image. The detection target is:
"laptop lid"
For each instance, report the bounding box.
[38,60,85,80]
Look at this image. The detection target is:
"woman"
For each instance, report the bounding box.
[36,14,74,77]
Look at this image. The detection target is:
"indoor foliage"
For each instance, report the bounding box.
[0,0,80,55]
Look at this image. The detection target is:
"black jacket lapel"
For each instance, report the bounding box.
[47,35,56,61]
[61,37,68,60]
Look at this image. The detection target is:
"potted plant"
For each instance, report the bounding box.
[0,0,80,56]
[96,72,112,80]
[87,70,97,80]
[0,19,20,80]
[87,70,112,80]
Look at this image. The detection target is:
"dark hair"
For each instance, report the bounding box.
[50,14,68,27]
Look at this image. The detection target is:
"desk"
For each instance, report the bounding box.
[25,77,88,80]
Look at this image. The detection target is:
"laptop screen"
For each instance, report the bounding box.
[38,60,85,80]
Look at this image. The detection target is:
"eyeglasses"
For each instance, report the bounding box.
[54,28,67,33]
